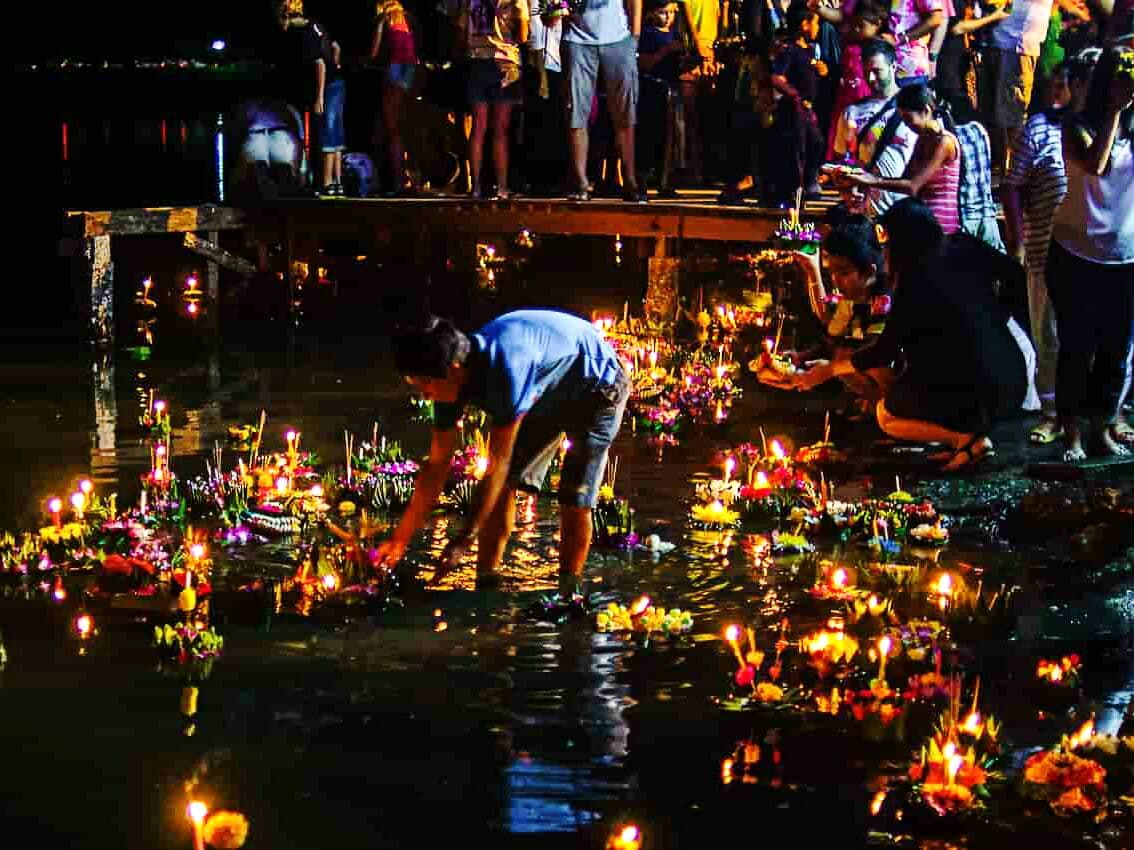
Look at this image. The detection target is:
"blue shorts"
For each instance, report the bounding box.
[508,370,630,509]
[467,58,522,105]
[384,63,417,92]
[320,78,346,152]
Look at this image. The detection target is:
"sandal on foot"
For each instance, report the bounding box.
[1062,446,1088,463]
[940,435,995,472]
[1029,420,1064,445]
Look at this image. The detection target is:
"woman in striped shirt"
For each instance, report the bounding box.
[1001,57,1094,445]
[844,83,962,233]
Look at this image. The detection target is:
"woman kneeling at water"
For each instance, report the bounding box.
[792,198,1027,471]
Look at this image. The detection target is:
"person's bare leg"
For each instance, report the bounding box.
[477,486,516,576]
[333,151,342,185]
[559,505,593,579]
[569,128,589,192]
[492,103,514,195]
[469,103,490,196]
[322,152,334,188]
[614,125,638,190]
[876,401,974,449]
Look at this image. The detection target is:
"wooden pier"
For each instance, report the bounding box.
[64,192,830,343]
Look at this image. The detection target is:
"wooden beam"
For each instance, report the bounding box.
[67,205,246,238]
[183,232,257,277]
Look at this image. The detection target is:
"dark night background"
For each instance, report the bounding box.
[13,2,403,62]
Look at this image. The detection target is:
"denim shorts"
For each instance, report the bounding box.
[508,370,630,508]
[320,77,346,152]
[385,63,417,92]
[467,58,522,105]
[563,36,639,129]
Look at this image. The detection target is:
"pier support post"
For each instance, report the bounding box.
[85,235,114,346]
[205,230,221,332]
[645,237,679,333]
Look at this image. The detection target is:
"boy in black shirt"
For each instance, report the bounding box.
[771,3,826,197]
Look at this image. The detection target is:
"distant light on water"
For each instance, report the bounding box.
[215,114,225,202]
[210,39,226,52]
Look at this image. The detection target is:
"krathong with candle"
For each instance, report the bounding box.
[1020,717,1109,816]
[1036,654,1081,687]
[202,810,250,849]
[596,595,693,641]
[809,561,859,600]
[717,623,805,712]
[592,459,637,549]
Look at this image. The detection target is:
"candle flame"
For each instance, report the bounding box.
[1068,718,1095,750]
[724,457,736,476]
[310,484,324,498]
[832,567,848,588]
[870,791,886,816]
[946,753,963,786]
[321,573,338,590]
[770,440,785,460]
[76,614,92,637]
[154,400,166,412]
[962,711,982,734]
[754,471,770,489]
[725,625,741,643]
[474,455,489,479]
[79,479,93,495]
[275,476,290,495]
[878,635,892,657]
[187,801,208,823]
[190,543,206,560]
[936,574,954,596]
[70,492,86,511]
[49,497,63,513]
[631,596,652,616]
[286,430,297,443]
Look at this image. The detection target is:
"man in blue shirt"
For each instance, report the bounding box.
[376,310,630,587]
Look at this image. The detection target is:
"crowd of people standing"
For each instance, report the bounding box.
[242,0,1131,467]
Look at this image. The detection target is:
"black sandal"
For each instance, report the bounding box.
[940,435,995,472]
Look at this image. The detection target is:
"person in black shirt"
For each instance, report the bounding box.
[771,3,827,196]
[270,0,341,192]
[792,198,1027,471]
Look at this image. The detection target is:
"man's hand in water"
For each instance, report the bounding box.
[373,536,408,569]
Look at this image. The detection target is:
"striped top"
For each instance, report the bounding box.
[1003,112,1067,272]
[909,130,962,234]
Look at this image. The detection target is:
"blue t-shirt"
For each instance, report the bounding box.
[434,309,625,428]
[563,0,631,46]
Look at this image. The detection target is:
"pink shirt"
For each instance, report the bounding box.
[889,0,943,79]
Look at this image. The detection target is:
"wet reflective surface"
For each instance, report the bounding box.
[2,312,1131,849]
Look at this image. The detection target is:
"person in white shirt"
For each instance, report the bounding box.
[1044,47,1134,462]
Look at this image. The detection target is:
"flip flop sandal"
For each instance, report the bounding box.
[1029,421,1064,444]
[1062,446,1088,463]
[940,435,995,472]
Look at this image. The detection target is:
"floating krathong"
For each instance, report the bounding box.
[1021,718,1108,816]
[1036,654,1081,687]
[596,595,693,639]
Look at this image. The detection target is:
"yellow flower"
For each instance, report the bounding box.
[598,484,615,502]
[203,811,250,849]
[755,682,784,702]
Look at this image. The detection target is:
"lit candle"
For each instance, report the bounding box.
[187,801,208,850]
[79,479,94,496]
[723,456,736,484]
[751,470,771,498]
[946,752,962,787]
[724,624,745,667]
[877,635,892,681]
[70,491,86,522]
[48,497,63,528]
[608,825,641,850]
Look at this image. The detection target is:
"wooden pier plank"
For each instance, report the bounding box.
[65,196,817,243]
